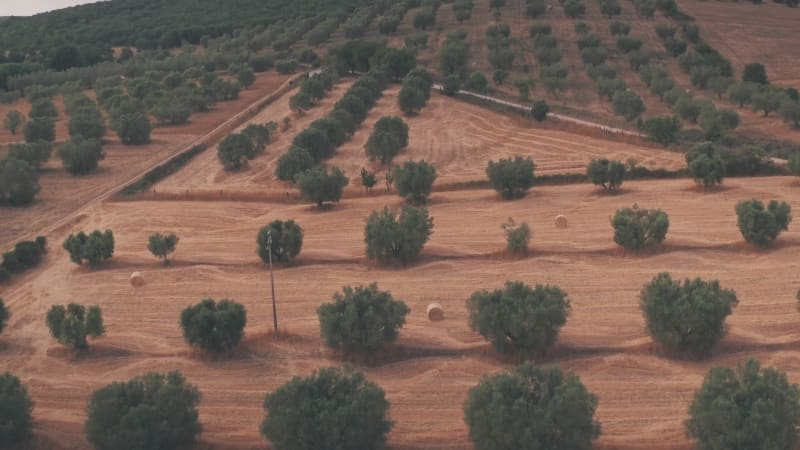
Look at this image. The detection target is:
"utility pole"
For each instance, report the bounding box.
[266,230,278,334]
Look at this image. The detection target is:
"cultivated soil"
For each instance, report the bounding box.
[3,171,800,450]
[0,73,290,249]
[155,85,685,198]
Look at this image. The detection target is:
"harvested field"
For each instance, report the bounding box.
[0,73,290,249]
[2,176,800,449]
[679,0,800,88]
[155,86,685,196]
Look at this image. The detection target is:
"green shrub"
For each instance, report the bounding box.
[532,100,550,121]
[641,273,738,354]
[46,303,104,349]
[0,372,34,447]
[8,141,53,170]
[467,280,570,355]
[364,206,433,264]
[217,132,255,170]
[392,160,437,204]
[502,218,531,254]
[86,371,201,450]
[465,362,600,450]
[486,156,536,199]
[261,367,392,450]
[23,117,55,143]
[686,142,725,188]
[318,283,410,355]
[0,298,8,333]
[257,220,303,263]
[62,229,114,266]
[180,298,247,352]
[58,137,105,174]
[296,166,349,208]
[735,199,792,246]
[612,204,669,250]
[275,147,314,182]
[587,158,626,192]
[147,233,179,265]
[687,359,800,450]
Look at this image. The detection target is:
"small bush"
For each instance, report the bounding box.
[147,233,179,265]
[467,280,570,355]
[687,359,800,450]
[502,218,531,254]
[612,204,669,250]
[365,206,433,264]
[640,273,738,354]
[587,158,626,191]
[0,372,34,447]
[465,362,600,450]
[532,100,550,121]
[86,371,201,450]
[257,220,303,263]
[180,298,247,353]
[318,283,410,355]
[261,367,392,450]
[486,156,536,199]
[296,166,349,208]
[735,199,792,246]
[46,303,104,349]
[392,160,437,204]
[0,298,7,333]
[63,230,114,266]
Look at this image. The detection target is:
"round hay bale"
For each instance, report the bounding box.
[129,272,146,287]
[426,303,444,321]
[555,215,568,229]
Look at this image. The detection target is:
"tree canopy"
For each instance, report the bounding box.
[364,206,433,264]
[464,362,600,450]
[640,273,738,354]
[86,371,202,450]
[612,204,669,250]
[180,298,247,353]
[486,156,536,199]
[735,199,792,246]
[46,303,105,349]
[467,280,570,356]
[0,372,34,448]
[261,367,392,450]
[318,283,410,355]
[257,220,303,263]
[687,359,800,450]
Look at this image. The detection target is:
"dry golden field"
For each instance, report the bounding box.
[3,90,800,449]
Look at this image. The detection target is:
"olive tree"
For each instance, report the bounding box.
[0,372,34,448]
[296,166,349,208]
[365,206,433,264]
[612,204,669,250]
[4,110,24,135]
[23,117,55,143]
[261,367,392,450]
[58,137,105,174]
[640,273,738,354]
[392,160,437,204]
[735,199,792,247]
[46,303,105,349]
[366,116,409,164]
[687,359,800,450]
[467,281,570,356]
[86,371,201,450]
[686,142,725,188]
[147,233,179,265]
[0,158,40,206]
[68,108,106,140]
[486,156,536,199]
[318,283,410,355]
[275,147,314,182]
[398,85,426,115]
[257,220,303,263]
[587,158,625,192]
[465,362,600,450]
[180,298,247,353]
[217,132,255,170]
[7,141,52,170]
[531,100,549,122]
[62,229,115,266]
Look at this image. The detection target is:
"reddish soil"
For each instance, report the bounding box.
[2,176,800,450]
[0,73,290,249]
[155,85,685,197]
